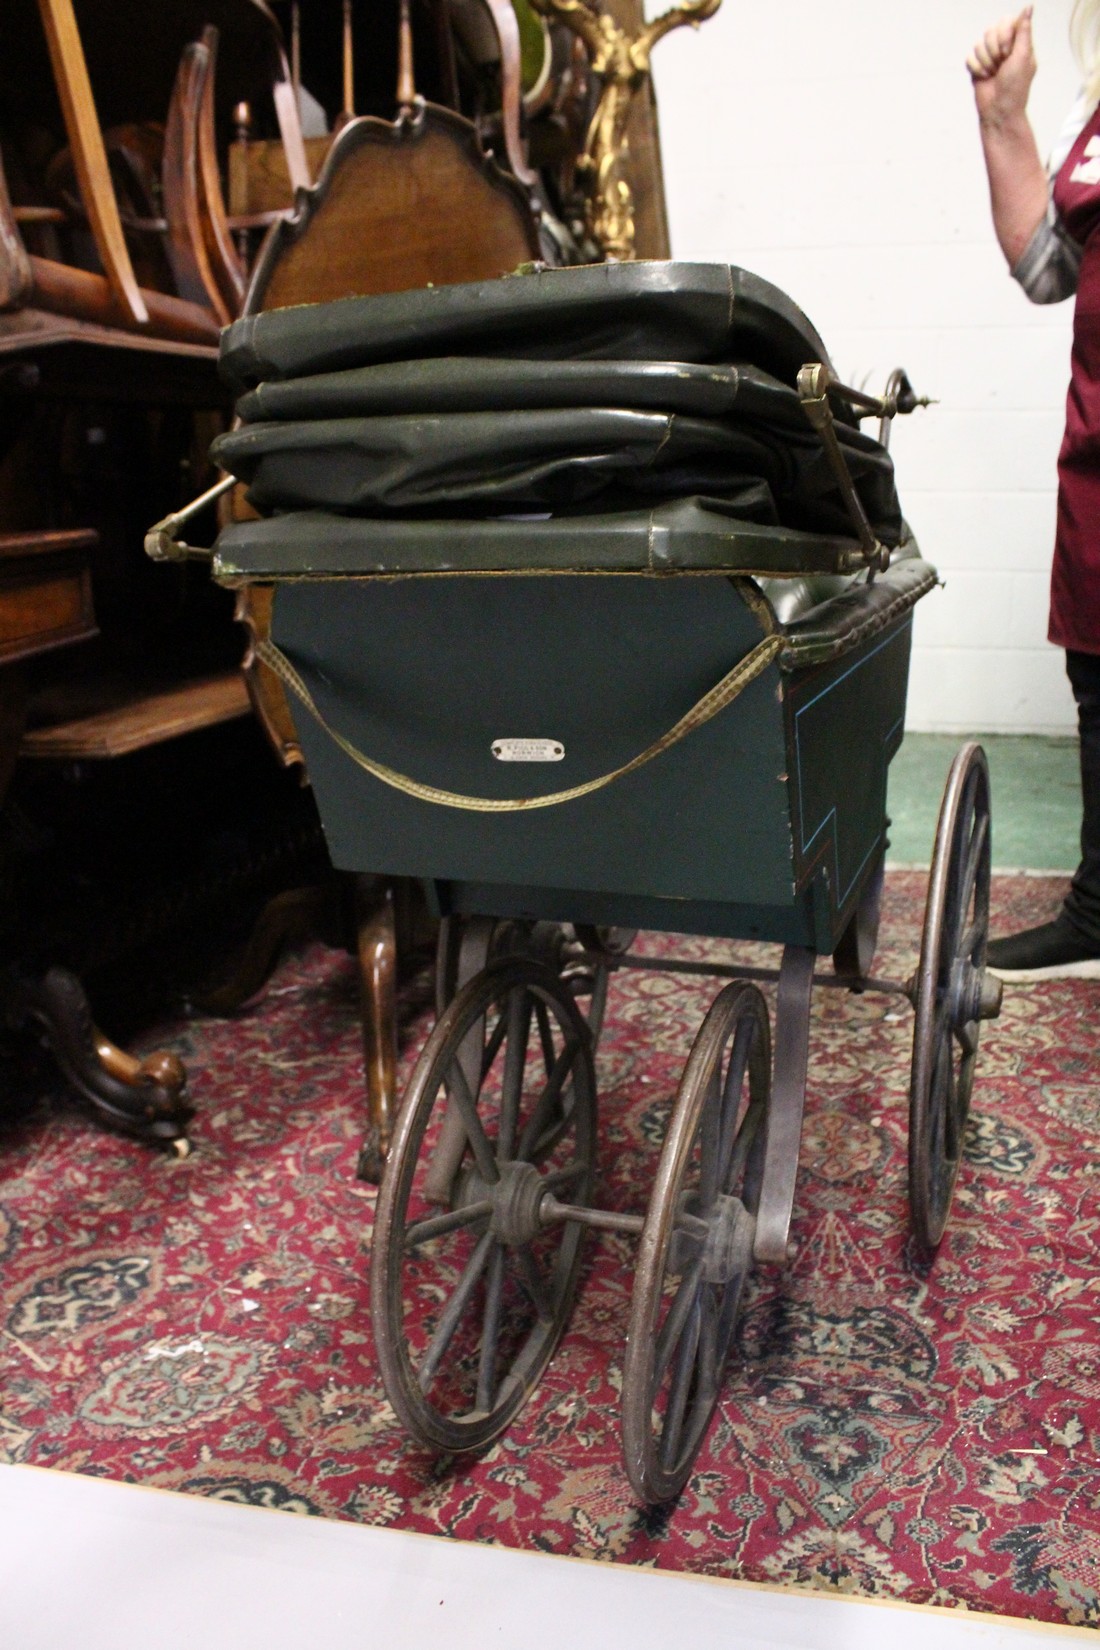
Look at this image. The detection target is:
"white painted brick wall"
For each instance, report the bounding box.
[648,0,1081,731]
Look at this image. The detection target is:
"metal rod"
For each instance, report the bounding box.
[342,0,354,116]
[797,362,887,576]
[753,945,815,1265]
[539,1195,645,1236]
[396,0,416,111]
[583,950,910,1000]
[290,2,301,98]
[144,473,237,563]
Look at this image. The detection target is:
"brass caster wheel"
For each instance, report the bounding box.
[371,956,597,1454]
[621,982,770,1504]
[168,1137,192,1160]
[909,742,999,1250]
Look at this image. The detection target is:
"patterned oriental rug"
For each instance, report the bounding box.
[1,871,1097,1629]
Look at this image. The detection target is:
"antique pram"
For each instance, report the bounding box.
[150,262,1004,1504]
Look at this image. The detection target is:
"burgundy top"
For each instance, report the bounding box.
[1051,100,1100,654]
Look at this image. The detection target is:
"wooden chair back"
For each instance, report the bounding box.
[232,6,543,770]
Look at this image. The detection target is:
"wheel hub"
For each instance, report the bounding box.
[947,958,1003,1026]
[474,1159,548,1247]
[701,1194,755,1286]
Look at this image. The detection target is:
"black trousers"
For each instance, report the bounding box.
[1064,648,1100,947]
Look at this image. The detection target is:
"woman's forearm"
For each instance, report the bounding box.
[978,109,1050,269]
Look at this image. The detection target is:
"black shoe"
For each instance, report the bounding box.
[986,915,1100,981]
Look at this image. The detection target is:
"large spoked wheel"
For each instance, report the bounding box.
[371,957,597,1454]
[909,742,999,1250]
[622,982,770,1504]
[435,916,625,1046]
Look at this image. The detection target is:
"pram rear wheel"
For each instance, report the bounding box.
[621,982,770,1504]
[435,916,619,1044]
[371,956,597,1453]
[909,742,993,1250]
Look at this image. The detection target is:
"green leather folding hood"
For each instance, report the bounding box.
[218,261,835,390]
[235,359,819,424]
[210,404,900,536]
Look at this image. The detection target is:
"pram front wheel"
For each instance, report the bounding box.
[371,956,597,1452]
[909,742,996,1250]
[622,982,770,1504]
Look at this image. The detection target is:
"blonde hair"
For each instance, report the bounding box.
[1071,0,1100,101]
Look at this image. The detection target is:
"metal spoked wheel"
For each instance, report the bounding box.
[909,742,1000,1250]
[435,916,626,1046]
[621,982,770,1504]
[371,956,597,1453]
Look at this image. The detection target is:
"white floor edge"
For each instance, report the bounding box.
[0,1464,1093,1650]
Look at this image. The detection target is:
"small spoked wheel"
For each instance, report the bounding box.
[621,982,770,1504]
[371,957,597,1453]
[909,742,1000,1250]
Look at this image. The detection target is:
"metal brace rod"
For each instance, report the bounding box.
[752,944,816,1266]
[584,949,912,1001]
[144,473,237,563]
[797,362,888,578]
[540,1195,646,1236]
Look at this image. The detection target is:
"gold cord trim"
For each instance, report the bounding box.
[255,630,783,813]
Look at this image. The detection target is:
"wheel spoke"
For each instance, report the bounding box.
[725,1099,763,1197]
[416,1228,494,1393]
[699,1066,722,1208]
[674,1208,711,1243]
[516,1243,555,1322]
[540,1159,590,1194]
[942,1037,961,1162]
[949,808,989,963]
[404,1200,492,1250]
[954,1019,978,1058]
[696,1286,720,1405]
[659,1294,702,1474]
[444,1055,500,1186]
[716,1016,756,1190]
[479,1008,510,1087]
[958,916,986,963]
[654,1252,705,1386]
[476,1241,506,1413]
[498,987,532,1162]
[534,997,557,1079]
[516,1034,582,1160]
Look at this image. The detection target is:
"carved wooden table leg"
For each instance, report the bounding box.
[1,966,193,1151]
[354,875,398,1184]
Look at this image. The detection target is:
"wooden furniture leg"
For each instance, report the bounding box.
[354,875,398,1184]
[187,881,344,1015]
[2,966,193,1151]
[34,0,149,325]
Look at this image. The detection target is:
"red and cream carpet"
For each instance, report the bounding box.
[1,870,1097,1628]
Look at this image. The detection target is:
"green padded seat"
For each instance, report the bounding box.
[212,497,878,581]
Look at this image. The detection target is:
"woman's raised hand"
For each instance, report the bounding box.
[967,8,1037,124]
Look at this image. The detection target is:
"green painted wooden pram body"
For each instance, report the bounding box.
[215,529,933,956]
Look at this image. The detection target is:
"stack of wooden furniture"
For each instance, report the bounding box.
[0,0,673,1164]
